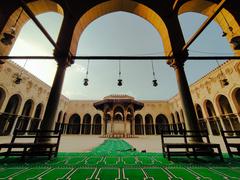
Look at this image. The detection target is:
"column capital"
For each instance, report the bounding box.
[54,49,73,67]
[167,59,185,70]
[167,50,188,69]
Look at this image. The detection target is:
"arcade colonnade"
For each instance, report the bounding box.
[0,0,240,141]
[1,59,240,137]
[0,76,240,136]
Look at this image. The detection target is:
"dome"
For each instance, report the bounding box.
[103,94,134,100]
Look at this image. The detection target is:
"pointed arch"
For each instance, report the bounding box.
[135,114,144,135]
[92,114,102,135]
[81,113,91,134]
[217,94,240,131]
[204,99,221,135]
[145,114,154,135]
[155,114,169,134]
[67,113,81,134]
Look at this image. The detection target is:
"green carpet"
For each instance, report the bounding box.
[0,139,240,179]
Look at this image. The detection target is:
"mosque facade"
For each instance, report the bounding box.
[0,60,239,136]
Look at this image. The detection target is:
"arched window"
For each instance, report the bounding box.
[155,114,169,134]
[81,114,91,134]
[135,114,144,135]
[67,114,81,134]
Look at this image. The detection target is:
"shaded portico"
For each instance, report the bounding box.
[94,95,144,137]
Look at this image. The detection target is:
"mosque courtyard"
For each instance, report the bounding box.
[0,135,240,179]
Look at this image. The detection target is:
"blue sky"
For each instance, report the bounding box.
[10,12,232,100]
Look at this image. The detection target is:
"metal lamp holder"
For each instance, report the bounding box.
[83,60,90,86]
[151,60,158,87]
[1,9,23,46]
[117,60,123,86]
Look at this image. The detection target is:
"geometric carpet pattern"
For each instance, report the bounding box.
[0,139,240,179]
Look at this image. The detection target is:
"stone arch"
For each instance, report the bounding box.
[15,99,34,132]
[176,0,240,55]
[72,0,185,56]
[231,87,240,113]
[195,103,207,132]
[57,111,63,123]
[0,0,64,56]
[155,114,169,134]
[204,99,221,135]
[81,113,91,134]
[0,94,21,135]
[145,114,154,135]
[61,112,67,134]
[216,94,240,131]
[171,113,178,134]
[135,114,144,135]
[92,114,102,135]
[195,104,204,119]
[0,87,6,110]
[67,113,81,134]
[29,103,43,131]
[4,94,22,114]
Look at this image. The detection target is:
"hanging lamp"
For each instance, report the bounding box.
[216,60,229,87]
[151,60,158,87]
[14,59,28,84]
[117,60,122,86]
[83,60,90,86]
[220,11,240,50]
[1,9,23,46]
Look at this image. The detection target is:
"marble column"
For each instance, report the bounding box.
[170,59,203,142]
[40,61,68,132]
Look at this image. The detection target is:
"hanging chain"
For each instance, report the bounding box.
[118,60,121,78]
[19,59,28,76]
[151,60,156,80]
[86,59,90,78]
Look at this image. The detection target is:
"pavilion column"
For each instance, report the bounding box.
[40,61,68,131]
[132,114,135,135]
[170,59,203,142]
[124,110,127,136]
[110,110,114,134]
[102,111,106,135]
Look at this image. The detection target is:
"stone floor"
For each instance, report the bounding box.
[0,135,233,153]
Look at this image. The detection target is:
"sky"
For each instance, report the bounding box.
[9,11,233,100]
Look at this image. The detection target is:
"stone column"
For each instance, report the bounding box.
[169,59,203,142]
